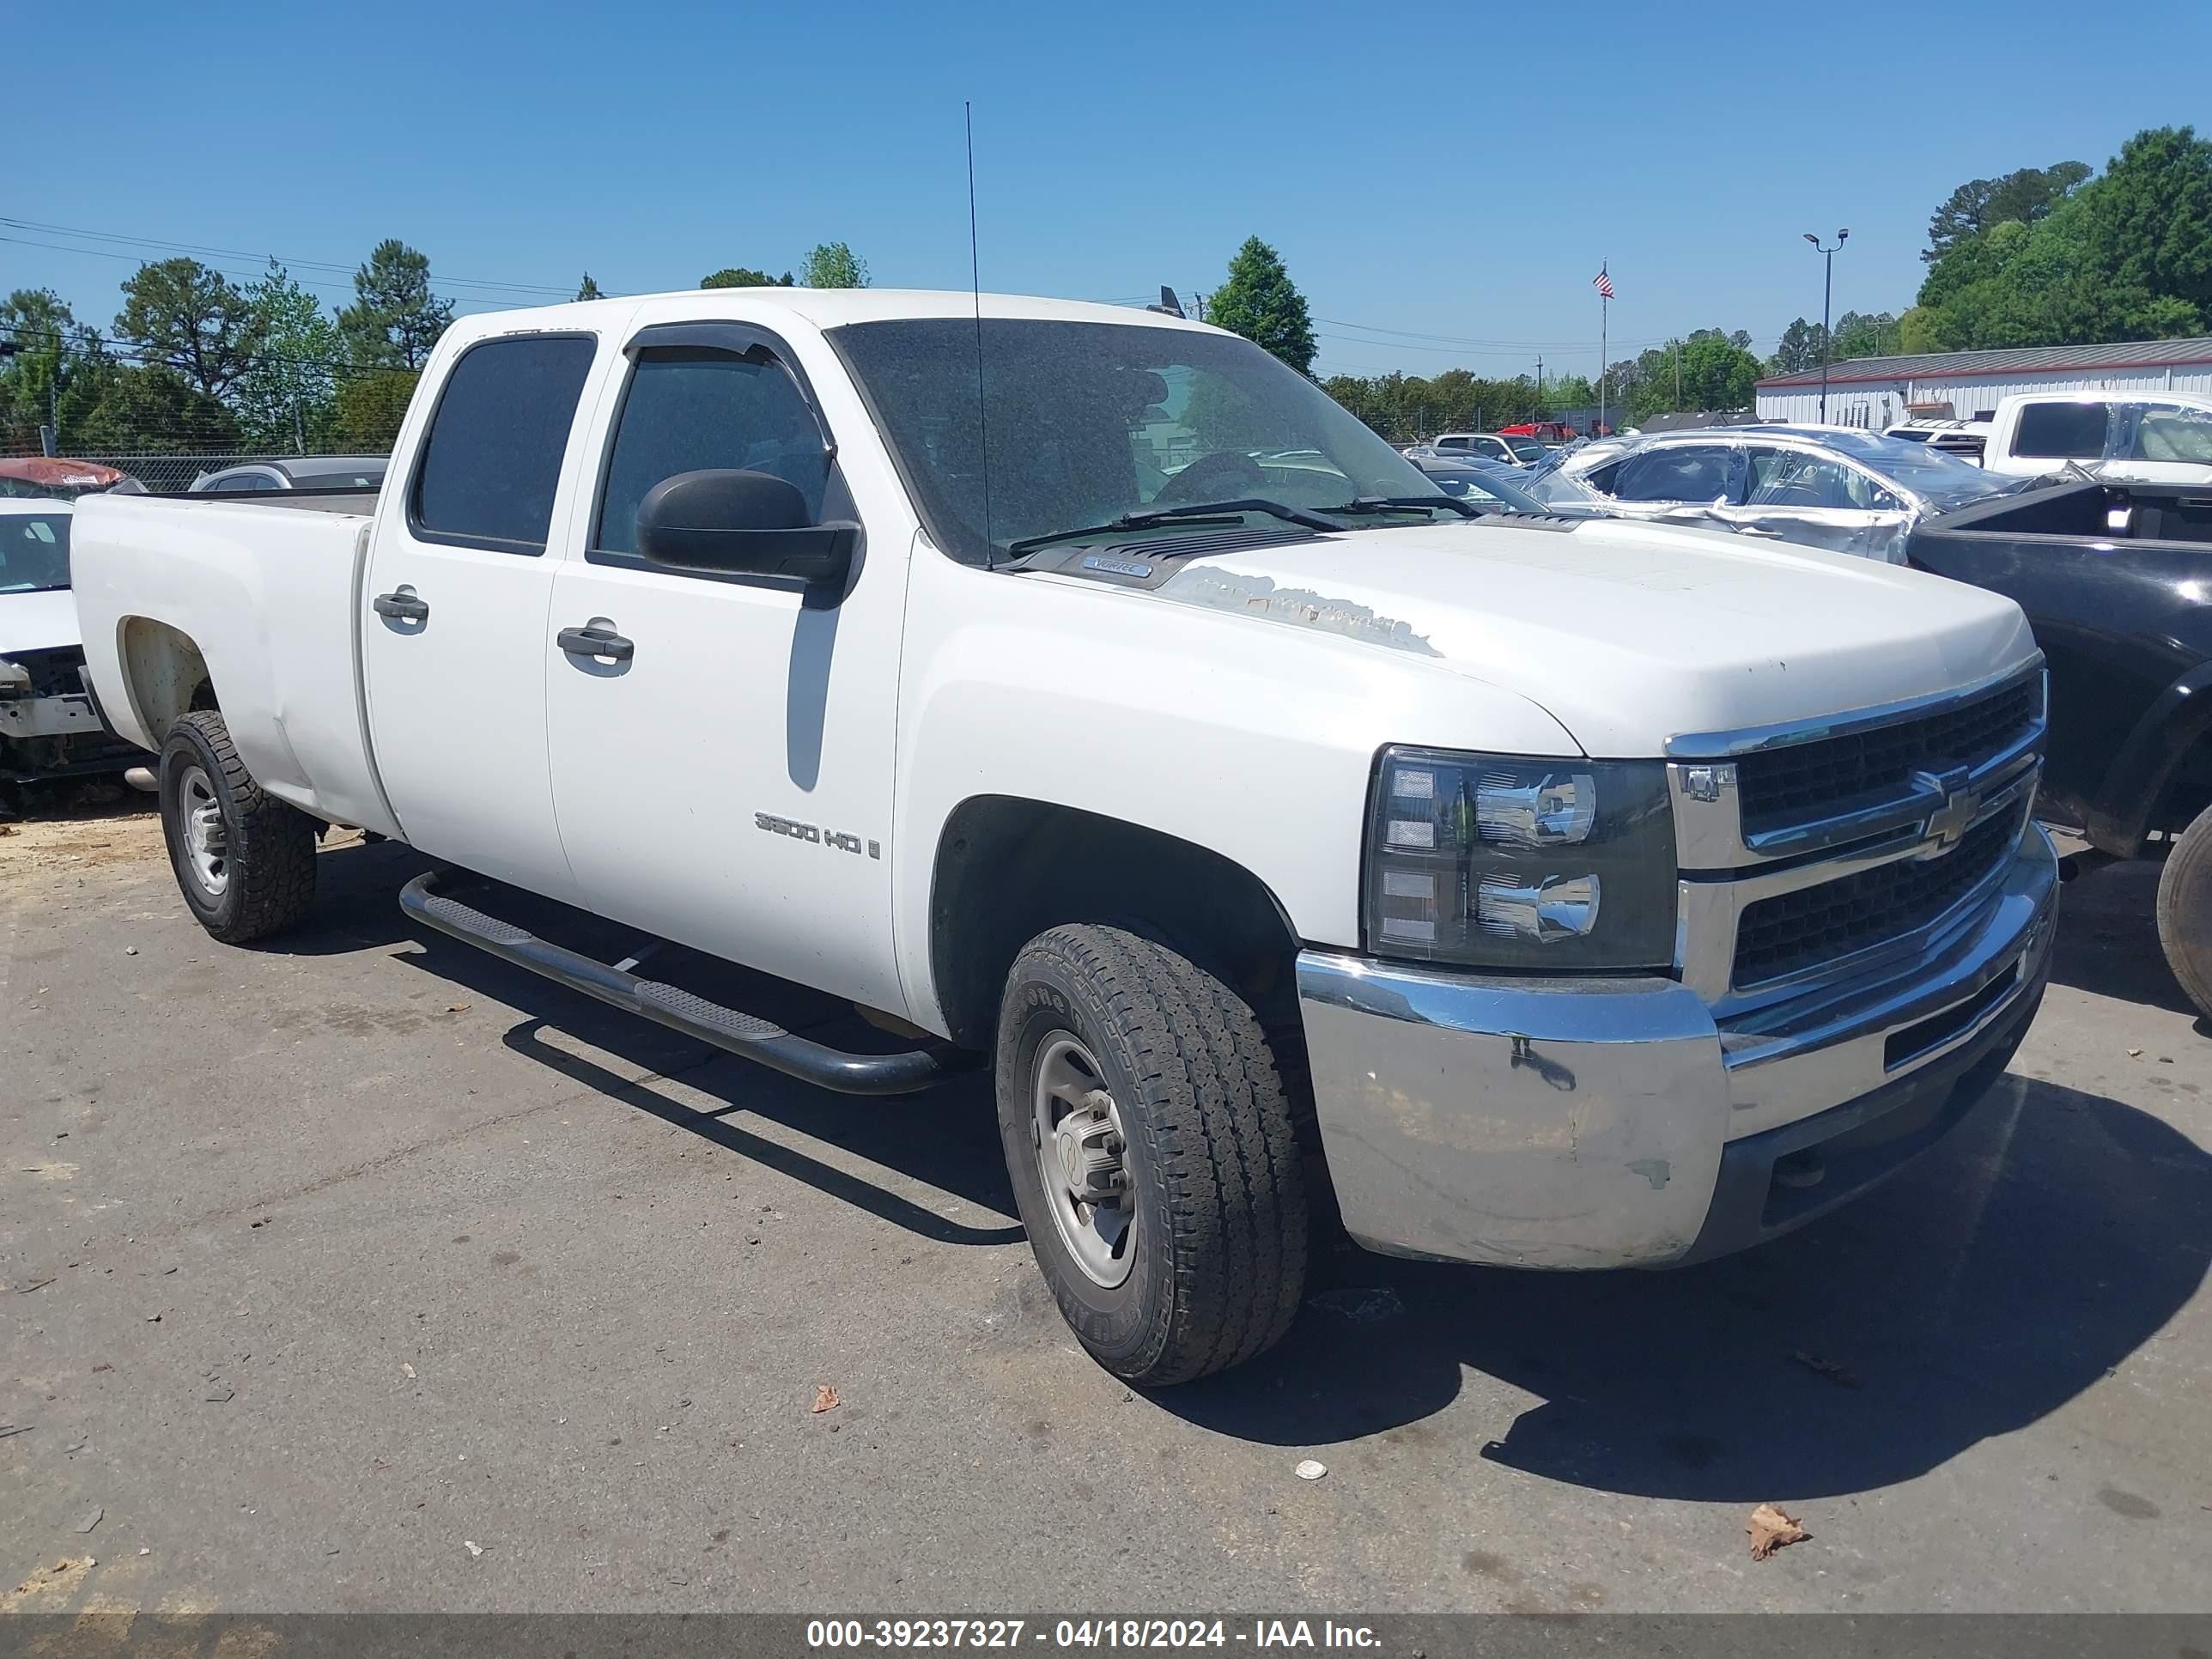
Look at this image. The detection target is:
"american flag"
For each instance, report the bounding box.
[1593,268,1615,300]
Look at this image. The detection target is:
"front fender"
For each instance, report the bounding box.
[888,557,1579,1032]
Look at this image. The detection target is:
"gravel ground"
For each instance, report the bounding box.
[2,805,2206,1616]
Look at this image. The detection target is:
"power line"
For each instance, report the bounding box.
[1,216,580,298]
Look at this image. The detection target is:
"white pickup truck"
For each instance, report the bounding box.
[1974,390,2212,484]
[72,289,2059,1383]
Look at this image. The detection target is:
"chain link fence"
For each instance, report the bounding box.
[0,445,393,494]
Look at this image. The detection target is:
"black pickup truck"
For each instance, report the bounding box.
[1909,477,2212,1021]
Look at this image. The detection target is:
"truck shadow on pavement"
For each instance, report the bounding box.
[1164,1069,2209,1501]
[307,837,2208,1503]
[300,841,1022,1247]
[2047,854,2206,1024]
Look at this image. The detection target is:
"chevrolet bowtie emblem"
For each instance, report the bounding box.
[1913,765,1982,848]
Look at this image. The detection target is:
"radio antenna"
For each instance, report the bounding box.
[965,100,995,566]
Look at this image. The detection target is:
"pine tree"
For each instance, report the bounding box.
[1206,237,1316,375]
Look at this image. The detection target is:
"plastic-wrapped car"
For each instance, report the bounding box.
[1551,426,2015,562]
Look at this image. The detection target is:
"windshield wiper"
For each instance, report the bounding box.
[1319,495,1480,520]
[1006,497,1344,556]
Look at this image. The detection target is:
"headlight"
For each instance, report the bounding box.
[1364,747,1676,970]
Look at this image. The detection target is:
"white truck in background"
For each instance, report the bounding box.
[70,288,2057,1383]
[1975,390,2212,484]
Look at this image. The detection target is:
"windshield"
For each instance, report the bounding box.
[0,511,70,592]
[830,319,1451,564]
[2124,404,2212,464]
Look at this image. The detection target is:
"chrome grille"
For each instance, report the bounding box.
[1668,663,2047,1007]
[1732,802,2027,987]
[1735,677,2041,835]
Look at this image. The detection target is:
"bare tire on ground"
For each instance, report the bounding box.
[995,924,1308,1385]
[2156,801,2212,1023]
[158,708,318,944]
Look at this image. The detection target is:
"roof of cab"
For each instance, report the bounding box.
[443,287,1219,343]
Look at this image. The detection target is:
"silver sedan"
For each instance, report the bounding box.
[1539,426,2015,561]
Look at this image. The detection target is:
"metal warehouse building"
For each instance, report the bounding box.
[1753,336,2212,427]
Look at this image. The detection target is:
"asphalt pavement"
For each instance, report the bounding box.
[3,805,2207,1615]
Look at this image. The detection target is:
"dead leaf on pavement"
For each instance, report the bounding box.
[1748,1503,1808,1559]
[811,1384,841,1414]
[446,1004,470,1014]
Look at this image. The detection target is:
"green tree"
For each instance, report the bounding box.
[575,272,604,301]
[1207,237,1316,375]
[335,369,419,450]
[1769,318,1825,375]
[1926,161,2091,262]
[338,240,454,370]
[113,258,264,400]
[799,242,869,289]
[2082,125,2212,325]
[1625,330,1763,420]
[70,363,240,454]
[701,266,793,289]
[1829,310,1899,361]
[232,262,343,453]
[0,288,78,451]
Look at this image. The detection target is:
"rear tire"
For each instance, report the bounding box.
[2156,801,2212,1023]
[158,709,317,944]
[996,924,1308,1385]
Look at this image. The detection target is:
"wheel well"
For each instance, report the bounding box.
[928,797,1305,1054]
[118,617,216,741]
[2156,728,2212,838]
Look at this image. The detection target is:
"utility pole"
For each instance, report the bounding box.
[1674,339,1681,408]
[1534,353,1543,410]
[1803,228,1849,421]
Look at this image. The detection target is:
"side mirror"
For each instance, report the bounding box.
[636,469,858,586]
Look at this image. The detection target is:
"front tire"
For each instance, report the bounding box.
[159,709,317,944]
[996,925,1308,1385]
[2156,801,2212,1022]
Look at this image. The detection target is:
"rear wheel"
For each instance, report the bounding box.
[2156,801,2212,1023]
[996,924,1308,1385]
[159,709,317,944]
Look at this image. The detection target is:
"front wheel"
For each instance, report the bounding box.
[2156,800,2212,1023]
[159,709,318,944]
[996,925,1308,1385]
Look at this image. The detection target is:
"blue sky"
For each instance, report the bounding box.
[8,0,2209,382]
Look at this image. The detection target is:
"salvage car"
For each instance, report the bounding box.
[189,455,389,494]
[1909,477,2212,1020]
[0,500,143,811]
[73,289,2057,1383]
[1552,425,2014,560]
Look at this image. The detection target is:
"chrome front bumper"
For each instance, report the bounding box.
[1295,824,2058,1270]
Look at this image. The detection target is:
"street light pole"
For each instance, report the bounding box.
[1803,229,1848,422]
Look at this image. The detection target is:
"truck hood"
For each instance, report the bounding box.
[0,589,82,659]
[1140,517,2037,757]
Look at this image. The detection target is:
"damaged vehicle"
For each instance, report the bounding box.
[73,289,2056,1384]
[0,501,143,811]
[1549,425,2014,561]
[1909,477,2212,1020]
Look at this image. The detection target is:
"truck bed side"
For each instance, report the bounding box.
[71,494,403,838]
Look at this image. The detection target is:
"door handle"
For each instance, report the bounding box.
[372,587,430,623]
[557,623,635,662]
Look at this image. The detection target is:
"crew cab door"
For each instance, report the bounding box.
[542,319,912,1018]
[362,330,605,903]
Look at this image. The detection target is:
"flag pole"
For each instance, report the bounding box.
[1598,259,1608,436]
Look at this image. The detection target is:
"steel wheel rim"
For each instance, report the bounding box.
[178,764,228,899]
[1030,1033,1135,1288]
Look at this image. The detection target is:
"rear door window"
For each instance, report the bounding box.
[2011,401,2108,461]
[410,334,597,553]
